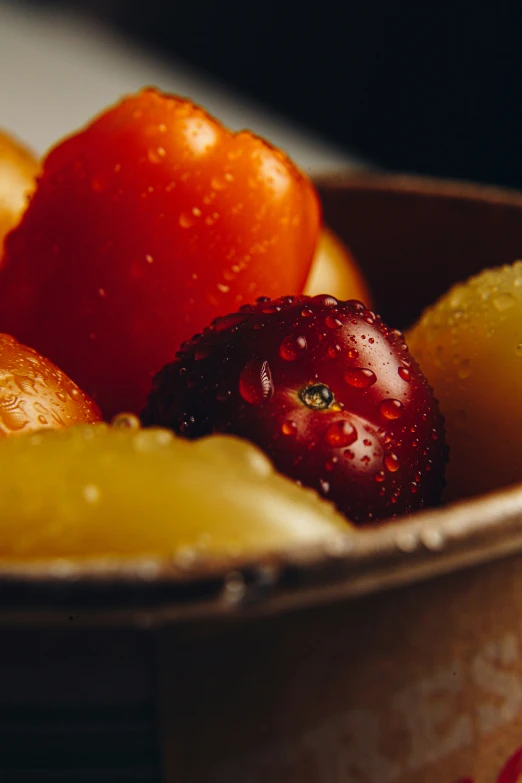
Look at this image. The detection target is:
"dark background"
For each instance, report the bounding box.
[21,0,522,188]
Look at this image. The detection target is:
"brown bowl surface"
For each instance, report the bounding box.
[3,173,522,783]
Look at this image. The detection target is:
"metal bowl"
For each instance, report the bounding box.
[2,173,522,783]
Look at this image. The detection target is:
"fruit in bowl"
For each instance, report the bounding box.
[0,129,39,249]
[0,423,347,560]
[0,333,100,436]
[0,90,321,418]
[0,89,452,561]
[407,260,522,502]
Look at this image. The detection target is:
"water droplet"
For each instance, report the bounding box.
[147,147,166,164]
[55,392,67,403]
[281,420,297,436]
[70,388,80,400]
[37,415,48,425]
[384,453,400,472]
[493,292,516,311]
[134,429,174,452]
[145,254,154,264]
[301,306,313,317]
[83,484,100,504]
[344,368,377,389]
[111,412,141,429]
[325,316,343,329]
[217,283,230,294]
[347,348,359,360]
[98,287,107,298]
[375,470,386,483]
[211,176,226,191]
[279,334,307,361]
[328,344,342,358]
[212,313,248,333]
[179,212,194,228]
[457,359,471,379]
[343,449,355,460]
[239,360,274,405]
[314,295,338,307]
[319,479,330,494]
[398,366,411,382]
[325,420,358,447]
[380,399,404,420]
[325,457,338,471]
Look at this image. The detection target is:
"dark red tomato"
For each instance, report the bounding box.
[0,89,320,418]
[142,295,446,524]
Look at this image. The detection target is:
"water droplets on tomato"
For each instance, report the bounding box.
[279,334,307,361]
[380,399,404,420]
[324,420,358,447]
[281,420,297,436]
[239,360,274,405]
[384,453,400,472]
[325,315,343,329]
[212,313,248,333]
[194,344,212,361]
[344,367,377,389]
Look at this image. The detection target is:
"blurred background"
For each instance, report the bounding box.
[1,0,521,187]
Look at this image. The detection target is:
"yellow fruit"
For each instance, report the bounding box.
[0,424,349,560]
[406,260,522,501]
[0,130,39,249]
[0,333,101,437]
[304,227,372,306]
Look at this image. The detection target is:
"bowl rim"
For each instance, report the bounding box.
[3,170,522,624]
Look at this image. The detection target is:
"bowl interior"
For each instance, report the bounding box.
[316,173,522,328]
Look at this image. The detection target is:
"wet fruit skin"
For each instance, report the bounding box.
[0,333,100,437]
[304,227,373,307]
[407,260,522,501]
[0,88,320,419]
[0,129,39,249]
[142,295,446,524]
[0,424,348,559]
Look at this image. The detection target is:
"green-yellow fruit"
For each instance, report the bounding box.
[407,260,522,501]
[0,424,349,560]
